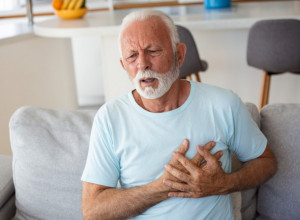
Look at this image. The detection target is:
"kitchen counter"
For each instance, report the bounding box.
[34,1,300,37]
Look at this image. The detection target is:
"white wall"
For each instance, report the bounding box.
[0,35,77,156]
[193,28,300,105]
[72,37,105,106]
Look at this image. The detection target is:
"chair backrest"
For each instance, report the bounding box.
[247,19,300,74]
[176,25,208,78]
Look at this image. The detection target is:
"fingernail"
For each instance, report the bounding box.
[212,142,216,147]
[183,139,188,146]
[172,152,177,157]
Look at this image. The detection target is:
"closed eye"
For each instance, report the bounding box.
[126,53,137,62]
[148,50,161,56]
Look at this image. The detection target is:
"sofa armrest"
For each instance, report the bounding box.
[0,154,16,219]
[257,104,300,219]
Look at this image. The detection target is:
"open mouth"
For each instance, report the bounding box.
[140,78,156,83]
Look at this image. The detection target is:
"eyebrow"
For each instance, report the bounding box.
[128,43,163,53]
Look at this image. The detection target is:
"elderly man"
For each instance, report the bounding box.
[81,10,277,219]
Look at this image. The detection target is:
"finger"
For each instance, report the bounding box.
[172,152,199,175]
[164,164,192,183]
[197,145,218,165]
[168,192,202,198]
[200,160,222,168]
[186,141,217,167]
[163,179,192,192]
[176,139,189,155]
[191,146,204,166]
[200,151,223,168]
[196,141,216,158]
[203,141,216,151]
[213,151,223,161]
[169,139,190,171]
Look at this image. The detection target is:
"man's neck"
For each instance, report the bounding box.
[133,79,191,113]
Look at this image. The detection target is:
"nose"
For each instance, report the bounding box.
[137,52,151,71]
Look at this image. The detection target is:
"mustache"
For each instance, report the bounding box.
[134,70,162,81]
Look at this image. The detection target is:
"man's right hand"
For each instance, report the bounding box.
[158,139,223,192]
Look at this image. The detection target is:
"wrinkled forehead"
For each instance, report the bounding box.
[122,17,170,38]
[120,17,171,49]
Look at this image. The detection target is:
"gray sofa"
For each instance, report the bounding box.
[0,103,299,220]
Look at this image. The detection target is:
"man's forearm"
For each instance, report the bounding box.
[82,179,169,220]
[225,146,277,193]
[226,155,277,193]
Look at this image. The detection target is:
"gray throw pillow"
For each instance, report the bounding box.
[9,106,96,220]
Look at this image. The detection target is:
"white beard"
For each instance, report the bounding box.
[131,59,180,100]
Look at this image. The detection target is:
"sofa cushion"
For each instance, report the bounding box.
[0,155,14,209]
[257,104,300,219]
[9,106,96,220]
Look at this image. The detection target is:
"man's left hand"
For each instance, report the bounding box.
[163,145,230,198]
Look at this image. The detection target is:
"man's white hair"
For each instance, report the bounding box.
[118,9,179,58]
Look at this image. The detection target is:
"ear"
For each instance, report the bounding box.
[120,58,126,70]
[176,43,187,67]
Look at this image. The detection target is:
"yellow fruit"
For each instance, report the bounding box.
[61,0,72,10]
[68,0,78,10]
[52,0,63,10]
[74,0,84,9]
[55,7,87,19]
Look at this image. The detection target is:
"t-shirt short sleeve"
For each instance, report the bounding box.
[81,107,120,187]
[229,95,267,162]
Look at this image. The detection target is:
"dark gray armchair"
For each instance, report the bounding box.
[247,19,300,110]
[176,25,208,82]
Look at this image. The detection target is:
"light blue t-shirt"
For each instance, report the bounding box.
[81,81,267,219]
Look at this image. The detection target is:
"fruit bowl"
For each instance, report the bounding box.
[55,7,87,20]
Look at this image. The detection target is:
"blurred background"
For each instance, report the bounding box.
[1,0,300,156]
